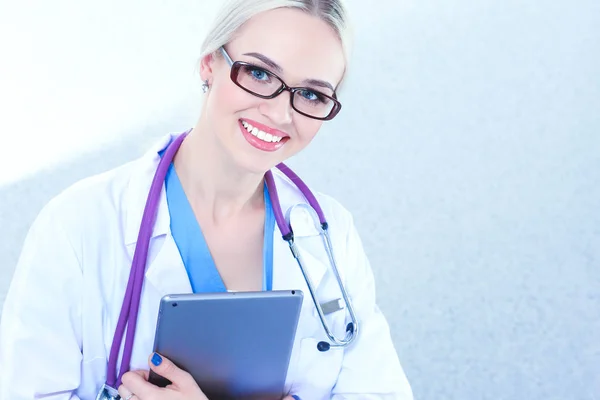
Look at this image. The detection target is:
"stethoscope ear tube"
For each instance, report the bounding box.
[267,167,359,352]
[317,323,355,352]
[285,228,359,352]
[102,132,359,396]
[105,132,189,389]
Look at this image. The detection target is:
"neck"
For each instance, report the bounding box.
[172,120,265,224]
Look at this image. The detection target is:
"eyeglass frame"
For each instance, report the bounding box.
[218,47,342,121]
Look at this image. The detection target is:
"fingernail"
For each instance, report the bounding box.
[292,396,301,400]
[151,353,163,366]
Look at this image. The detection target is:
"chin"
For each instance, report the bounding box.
[228,123,290,175]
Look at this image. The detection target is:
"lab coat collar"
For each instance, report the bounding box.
[123,132,328,293]
[124,133,175,246]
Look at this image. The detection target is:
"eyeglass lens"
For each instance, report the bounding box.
[235,64,336,119]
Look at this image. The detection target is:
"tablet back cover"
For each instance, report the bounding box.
[151,290,304,400]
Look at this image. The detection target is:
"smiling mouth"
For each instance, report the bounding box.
[240,120,286,143]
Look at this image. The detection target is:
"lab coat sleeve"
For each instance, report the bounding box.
[330,214,414,400]
[0,203,84,400]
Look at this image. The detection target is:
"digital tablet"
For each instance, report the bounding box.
[149,290,304,400]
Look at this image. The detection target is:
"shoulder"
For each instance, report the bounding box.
[30,133,172,237]
[37,159,136,230]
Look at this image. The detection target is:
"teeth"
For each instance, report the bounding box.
[240,120,284,143]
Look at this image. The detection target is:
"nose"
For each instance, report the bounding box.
[259,89,294,126]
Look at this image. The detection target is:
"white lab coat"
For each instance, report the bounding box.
[0,133,413,400]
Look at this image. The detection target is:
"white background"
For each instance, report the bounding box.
[1,0,599,399]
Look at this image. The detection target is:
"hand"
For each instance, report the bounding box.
[118,352,208,400]
[118,352,301,400]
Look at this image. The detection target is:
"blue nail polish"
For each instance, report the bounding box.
[292,396,301,400]
[151,353,163,366]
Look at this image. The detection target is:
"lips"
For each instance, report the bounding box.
[241,120,284,143]
[243,119,289,139]
[238,119,289,152]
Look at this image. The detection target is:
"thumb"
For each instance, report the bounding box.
[148,352,194,388]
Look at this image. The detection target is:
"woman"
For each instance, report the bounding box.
[0,0,413,399]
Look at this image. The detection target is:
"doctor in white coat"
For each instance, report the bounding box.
[0,1,414,399]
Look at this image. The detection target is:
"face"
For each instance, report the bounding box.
[199,7,346,174]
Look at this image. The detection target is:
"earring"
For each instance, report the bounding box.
[202,79,210,93]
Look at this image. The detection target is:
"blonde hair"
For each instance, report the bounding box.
[200,0,353,92]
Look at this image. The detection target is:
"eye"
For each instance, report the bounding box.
[250,67,269,81]
[298,89,328,104]
[299,89,318,101]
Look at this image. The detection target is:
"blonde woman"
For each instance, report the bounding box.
[0,0,413,399]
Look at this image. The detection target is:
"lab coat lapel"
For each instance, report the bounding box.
[123,132,192,297]
[271,170,334,396]
[124,133,174,246]
[144,234,192,296]
[271,170,328,292]
[272,228,328,292]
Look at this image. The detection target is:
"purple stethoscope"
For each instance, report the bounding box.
[97,132,358,399]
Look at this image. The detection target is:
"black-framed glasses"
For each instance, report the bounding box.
[219,47,342,121]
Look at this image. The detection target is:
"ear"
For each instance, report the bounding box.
[199,52,216,83]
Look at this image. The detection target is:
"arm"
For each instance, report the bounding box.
[0,204,84,400]
[331,214,414,400]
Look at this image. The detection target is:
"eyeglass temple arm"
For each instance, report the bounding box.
[219,47,234,66]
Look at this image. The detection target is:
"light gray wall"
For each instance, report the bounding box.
[1,0,599,399]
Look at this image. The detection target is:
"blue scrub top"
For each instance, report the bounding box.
[164,162,275,292]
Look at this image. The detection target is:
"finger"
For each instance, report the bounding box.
[147,352,195,389]
[282,396,301,400]
[121,370,159,399]
[117,383,133,400]
[130,369,150,381]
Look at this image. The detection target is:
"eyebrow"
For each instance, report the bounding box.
[243,52,335,92]
[302,78,334,92]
